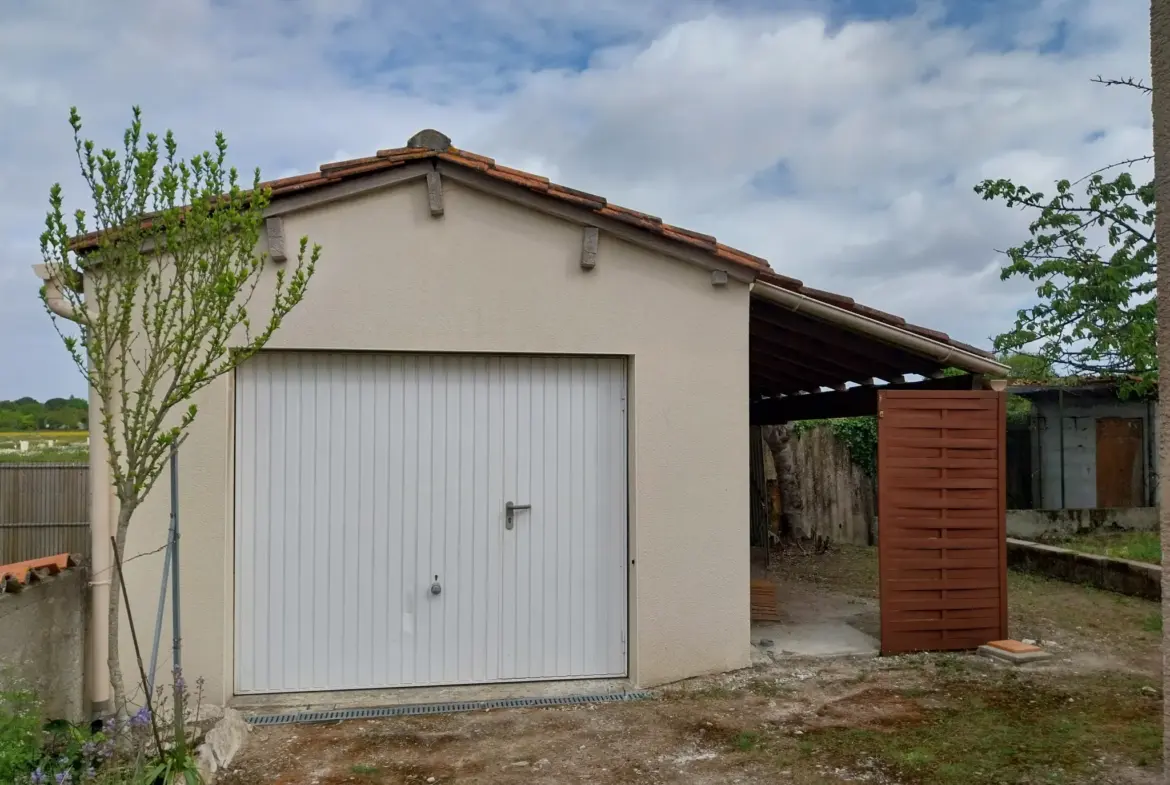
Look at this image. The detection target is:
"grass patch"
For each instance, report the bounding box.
[733,731,762,751]
[350,763,380,776]
[1053,530,1161,565]
[0,431,89,464]
[1142,612,1162,633]
[802,671,1161,784]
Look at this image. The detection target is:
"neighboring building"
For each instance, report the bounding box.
[59,130,1009,708]
[1009,380,1158,510]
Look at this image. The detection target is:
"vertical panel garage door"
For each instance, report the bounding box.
[235,353,628,694]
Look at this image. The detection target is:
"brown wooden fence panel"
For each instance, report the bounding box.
[877,390,1007,654]
[0,463,90,563]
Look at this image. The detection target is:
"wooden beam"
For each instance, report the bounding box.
[751,322,877,381]
[426,170,444,217]
[581,226,599,270]
[751,373,982,424]
[751,300,941,376]
[751,341,852,389]
[265,217,287,263]
[751,367,811,396]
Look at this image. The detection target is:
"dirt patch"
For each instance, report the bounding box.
[810,687,924,730]
[221,546,1162,785]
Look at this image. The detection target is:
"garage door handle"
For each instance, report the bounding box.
[505,502,531,530]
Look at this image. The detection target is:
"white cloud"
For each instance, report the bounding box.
[0,0,1152,397]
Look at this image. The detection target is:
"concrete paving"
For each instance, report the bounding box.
[752,621,879,659]
[748,559,881,660]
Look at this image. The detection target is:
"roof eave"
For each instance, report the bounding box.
[751,279,1008,377]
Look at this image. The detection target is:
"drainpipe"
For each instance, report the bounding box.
[1147,399,1156,507]
[32,263,78,320]
[33,263,112,715]
[1058,389,1066,510]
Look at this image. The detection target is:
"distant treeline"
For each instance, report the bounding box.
[0,397,88,431]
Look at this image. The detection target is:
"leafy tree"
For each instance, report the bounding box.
[974,79,1155,391]
[0,396,89,430]
[38,107,319,717]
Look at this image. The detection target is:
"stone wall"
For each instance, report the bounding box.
[1006,507,1158,541]
[1006,538,1160,601]
[0,569,87,721]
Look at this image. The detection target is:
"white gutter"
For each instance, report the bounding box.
[32,263,113,714]
[753,280,1009,377]
[32,263,78,320]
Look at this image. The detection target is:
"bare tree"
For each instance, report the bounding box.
[763,424,802,538]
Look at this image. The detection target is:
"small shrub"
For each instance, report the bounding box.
[0,689,43,783]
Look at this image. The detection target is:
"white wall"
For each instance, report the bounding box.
[112,178,752,704]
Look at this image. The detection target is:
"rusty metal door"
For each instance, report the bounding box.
[877,390,1008,654]
[1095,417,1144,508]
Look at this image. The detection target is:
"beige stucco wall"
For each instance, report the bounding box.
[115,177,751,704]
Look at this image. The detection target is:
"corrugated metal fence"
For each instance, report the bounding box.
[0,463,89,564]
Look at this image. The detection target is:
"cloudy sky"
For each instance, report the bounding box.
[0,0,1152,400]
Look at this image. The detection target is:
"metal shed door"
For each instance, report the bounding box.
[877,390,1008,655]
[235,353,628,694]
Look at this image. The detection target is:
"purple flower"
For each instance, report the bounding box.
[29,768,45,785]
[130,706,151,728]
[82,767,96,782]
[55,772,71,785]
[173,668,186,693]
[81,741,96,759]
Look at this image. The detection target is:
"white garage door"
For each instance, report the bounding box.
[234,352,628,694]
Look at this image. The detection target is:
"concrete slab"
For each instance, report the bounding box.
[978,640,1054,666]
[752,621,879,659]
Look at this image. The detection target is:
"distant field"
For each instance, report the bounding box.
[0,431,89,463]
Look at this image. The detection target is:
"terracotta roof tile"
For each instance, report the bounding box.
[549,183,607,207]
[484,167,550,192]
[493,164,550,184]
[756,270,803,289]
[798,286,854,309]
[905,323,951,342]
[67,129,997,361]
[319,155,383,173]
[437,151,490,172]
[448,147,496,166]
[0,553,76,594]
[322,160,402,180]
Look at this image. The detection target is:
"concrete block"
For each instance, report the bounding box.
[978,639,1053,666]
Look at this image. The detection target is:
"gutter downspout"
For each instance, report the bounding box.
[33,264,112,715]
[752,282,1010,377]
[1058,389,1066,510]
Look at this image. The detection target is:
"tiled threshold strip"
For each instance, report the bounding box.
[246,690,657,726]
